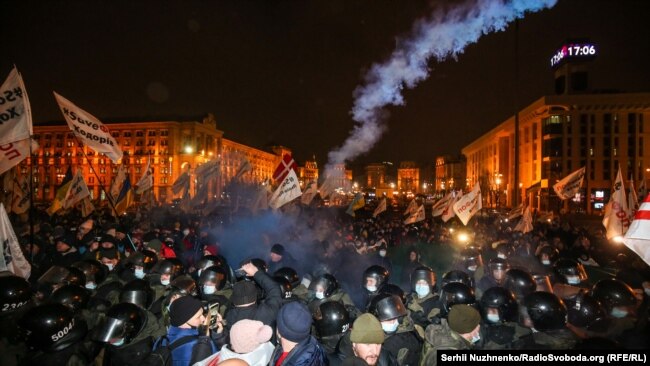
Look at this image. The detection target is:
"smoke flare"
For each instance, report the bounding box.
[325,0,557,176]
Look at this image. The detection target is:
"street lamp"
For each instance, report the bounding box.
[184,146,193,154]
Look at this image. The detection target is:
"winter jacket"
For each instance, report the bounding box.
[217,342,274,366]
[269,336,327,366]
[419,319,472,366]
[224,271,283,333]
[153,326,218,366]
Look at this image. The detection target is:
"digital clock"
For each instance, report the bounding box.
[550,42,597,68]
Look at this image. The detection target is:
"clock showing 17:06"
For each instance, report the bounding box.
[550,41,597,68]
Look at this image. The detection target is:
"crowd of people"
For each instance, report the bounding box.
[1,200,649,366]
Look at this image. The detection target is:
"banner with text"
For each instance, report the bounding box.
[0,67,32,145]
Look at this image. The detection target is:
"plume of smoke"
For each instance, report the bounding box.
[325,0,557,176]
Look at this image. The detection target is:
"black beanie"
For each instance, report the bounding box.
[271,244,285,256]
[169,296,203,327]
[231,281,258,306]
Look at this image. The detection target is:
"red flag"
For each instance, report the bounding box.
[273,154,298,182]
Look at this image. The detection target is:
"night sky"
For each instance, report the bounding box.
[3,0,649,175]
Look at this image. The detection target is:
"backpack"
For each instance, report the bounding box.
[142,335,196,366]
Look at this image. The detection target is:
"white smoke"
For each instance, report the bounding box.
[325,0,557,176]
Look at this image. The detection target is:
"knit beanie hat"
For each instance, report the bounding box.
[169,295,203,327]
[448,304,481,334]
[231,281,258,306]
[350,313,384,344]
[146,239,163,252]
[271,244,285,256]
[230,319,273,354]
[276,301,312,343]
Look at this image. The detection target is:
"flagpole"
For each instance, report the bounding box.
[28,139,35,264]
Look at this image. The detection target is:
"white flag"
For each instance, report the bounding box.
[507,203,525,220]
[432,192,454,217]
[514,206,533,233]
[441,194,460,222]
[0,203,30,279]
[78,196,95,217]
[623,193,650,266]
[53,92,123,163]
[251,182,271,214]
[604,168,630,240]
[404,204,425,225]
[628,178,639,221]
[0,138,38,176]
[553,167,585,200]
[269,169,302,210]
[110,165,127,201]
[301,180,318,205]
[404,199,418,217]
[233,157,252,180]
[318,175,338,200]
[0,67,32,145]
[62,170,91,209]
[135,157,153,194]
[373,198,387,218]
[453,183,482,226]
[172,172,191,196]
[195,159,221,182]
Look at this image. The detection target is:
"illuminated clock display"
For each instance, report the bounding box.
[550,42,597,68]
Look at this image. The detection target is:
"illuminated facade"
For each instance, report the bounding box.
[21,114,286,204]
[297,156,319,187]
[397,161,420,194]
[365,163,386,189]
[434,155,466,194]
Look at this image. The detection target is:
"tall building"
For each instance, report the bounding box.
[365,163,386,189]
[297,156,319,187]
[397,161,420,194]
[21,114,286,204]
[434,155,467,194]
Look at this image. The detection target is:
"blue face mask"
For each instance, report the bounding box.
[112,338,125,347]
[85,282,97,290]
[381,320,399,333]
[415,284,430,298]
[486,313,500,323]
[134,268,145,279]
[471,334,481,344]
[203,285,216,295]
[315,291,325,300]
[611,308,628,318]
[366,285,377,293]
[161,278,170,286]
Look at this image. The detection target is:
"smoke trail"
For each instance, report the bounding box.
[325,0,557,175]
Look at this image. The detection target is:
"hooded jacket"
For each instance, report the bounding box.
[217,342,274,366]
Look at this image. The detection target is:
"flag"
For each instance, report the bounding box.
[0,203,30,279]
[172,172,190,196]
[78,196,95,217]
[135,156,153,194]
[622,193,650,266]
[404,205,425,225]
[507,203,525,220]
[53,92,123,163]
[514,206,533,233]
[10,174,30,215]
[628,178,639,221]
[113,176,134,216]
[62,170,91,209]
[373,198,387,218]
[453,183,482,226]
[639,178,647,201]
[0,67,32,145]
[441,194,460,222]
[0,138,38,176]
[110,165,127,201]
[318,175,338,199]
[47,166,73,216]
[251,182,271,214]
[432,192,454,217]
[195,159,221,182]
[603,168,630,240]
[269,169,301,210]
[273,154,298,182]
[301,180,318,205]
[346,192,365,217]
[404,199,418,217]
[233,157,252,180]
[553,167,585,200]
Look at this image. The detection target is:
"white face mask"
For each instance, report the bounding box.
[381,320,399,333]
[486,313,500,323]
[203,285,216,295]
[111,338,125,347]
[197,269,202,277]
[366,285,377,292]
[611,307,628,318]
[106,263,114,271]
[471,334,481,344]
[183,229,190,236]
[644,288,650,297]
[566,275,580,285]
[467,265,477,272]
[85,282,97,290]
[379,250,387,257]
[134,268,145,279]
[541,259,551,265]
[497,253,507,259]
[161,278,170,286]
[415,284,430,298]
[315,291,325,300]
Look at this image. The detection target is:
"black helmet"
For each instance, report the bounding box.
[440,282,476,314]
[38,265,86,287]
[410,266,436,292]
[314,301,350,338]
[591,279,637,312]
[170,275,198,297]
[363,265,390,290]
[273,267,301,288]
[567,291,608,330]
[479,286,518,323]
[533,274,553,293]
[536,245,559,266]
[71,259,107,286]
[195,255,224,274]
[380,283,406,306]
[441,270,473,288]
[487,258,509,283]
[127,250,158,272]
[250,258,268,273]
[310,274,339,298]
[19,303,87,352]
[0,275,33,316]
[522,291,567,331]
[273,276,293,299]
[93,303,146,346]
[119,279,154,309]
[154,258,184,279]
[460,246,483,271]
[495,242,513,259]
[553,258,588,285]
[504,268,536,300]
[49,285,90,314]
[368,293,407,322]
[199,265,228,291]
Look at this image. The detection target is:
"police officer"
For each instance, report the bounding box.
[478,286,530,349]
[314,301,351,365]
[0,275,34,366]
[592,279,643,346]
[308,274,359,320]
[405,266,442,329]
[514,291,578,349]
[361,265,390,311]
[198,265,231,317]
[476,258,509,298]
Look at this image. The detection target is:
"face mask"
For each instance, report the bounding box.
[541,259,551,265]
[134,268,145,279]
[379,250,386,257]
[106,263,114,271]
[611,308,628,318]
[566,275,580,285]
[197,269,202,277]
[497,253,506,259]
[644,288,650,297]
[161,278,170,286]
[471,334,481,344]
[85,282,97,290]
[315,291,325,300]
[381,320,399,333]
[203,285,216,295]
[112,338,125,347]
[183,230,190,236]
[415,284,430,298]
[366,285,377,292]
[467,265,477,272]
[486,313,500,323]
